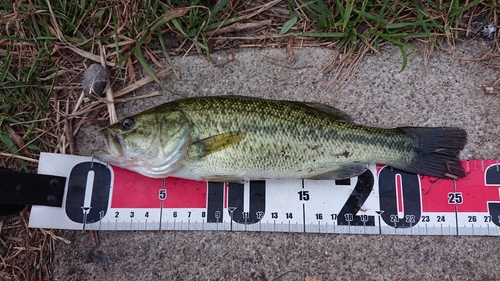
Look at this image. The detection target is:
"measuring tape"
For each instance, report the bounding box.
[29,153,500,236]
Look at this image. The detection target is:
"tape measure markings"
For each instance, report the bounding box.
[29,153,500,236]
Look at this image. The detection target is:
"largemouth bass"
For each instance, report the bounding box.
[91,95,467,181]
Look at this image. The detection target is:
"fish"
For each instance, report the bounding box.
[91,95,467,181]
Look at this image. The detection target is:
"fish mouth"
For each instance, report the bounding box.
[91,129,124,161]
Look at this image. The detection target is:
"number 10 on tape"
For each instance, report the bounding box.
[30,153,500,236]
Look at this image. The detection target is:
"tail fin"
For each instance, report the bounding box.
[395,127,467,179]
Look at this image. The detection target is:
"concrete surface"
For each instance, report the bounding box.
[58,40,500,281]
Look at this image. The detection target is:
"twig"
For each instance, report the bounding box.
[114,91,161,103]
[99,44,118,124]
[0,153,38,163]
[64,95,75,155]
[286,37,295,63]
[72,91,85,115]
[113,68,171,98]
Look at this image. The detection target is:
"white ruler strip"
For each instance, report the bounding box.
[30,153,500,236]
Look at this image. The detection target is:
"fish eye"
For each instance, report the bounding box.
[122,118,135,130]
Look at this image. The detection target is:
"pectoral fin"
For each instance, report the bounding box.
[193,131,246,157]
[307,164,368,180]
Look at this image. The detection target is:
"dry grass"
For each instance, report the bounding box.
[0,209,70,281]
[1,0,499,280]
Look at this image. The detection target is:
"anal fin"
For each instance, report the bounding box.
[307,164,368,180]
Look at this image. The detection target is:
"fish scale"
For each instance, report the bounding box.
[91,95,466,180]
[171,99,415,179]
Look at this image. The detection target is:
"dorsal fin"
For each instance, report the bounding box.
[287,101,352,122]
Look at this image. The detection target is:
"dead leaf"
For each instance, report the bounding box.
[206,20,272,36]
[127,57,136,83]
[5,125,32,157]
[485,86,496,94]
